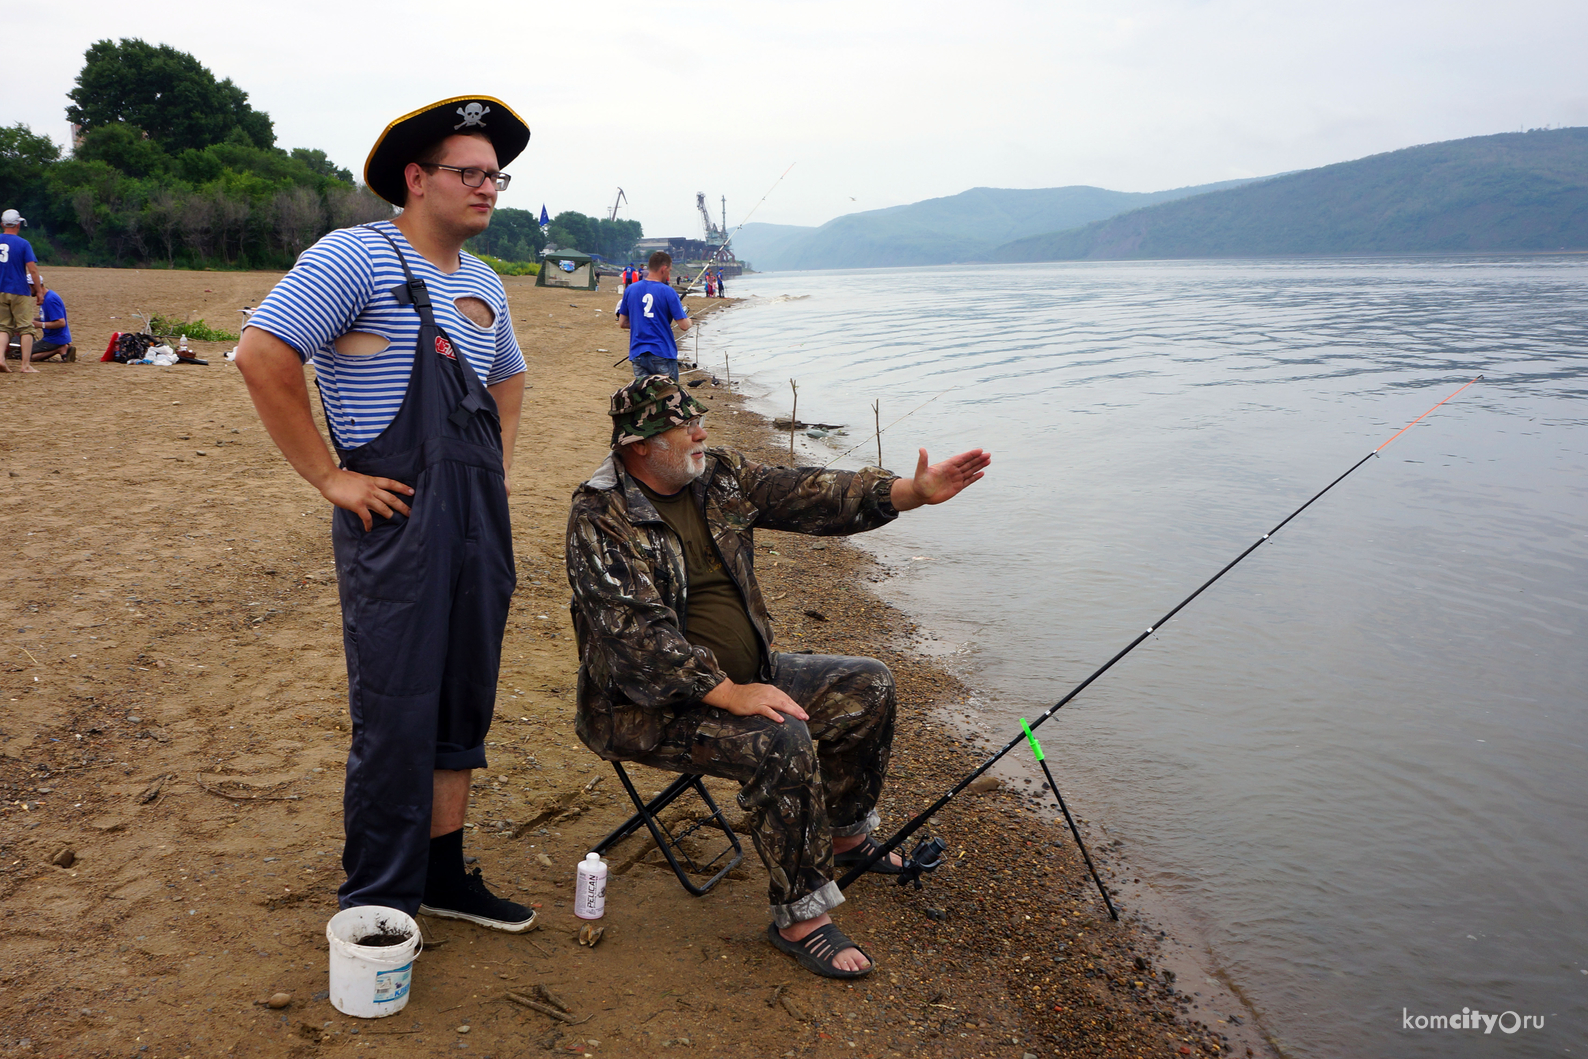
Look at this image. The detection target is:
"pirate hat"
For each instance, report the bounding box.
[363,95,531,206]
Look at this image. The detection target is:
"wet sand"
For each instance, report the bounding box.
[0,265,1266,1057]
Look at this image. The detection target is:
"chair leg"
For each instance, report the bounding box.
[592,762,743,897]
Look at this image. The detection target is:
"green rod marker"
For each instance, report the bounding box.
[1020,718,1044,762]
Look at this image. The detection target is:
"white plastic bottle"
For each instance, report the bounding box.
[574,852,607,920]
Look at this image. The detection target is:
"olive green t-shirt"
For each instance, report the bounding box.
[637,481,762,685]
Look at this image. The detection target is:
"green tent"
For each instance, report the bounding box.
[536,247,597,291]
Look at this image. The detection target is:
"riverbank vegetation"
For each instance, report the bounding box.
[1,39,643,272]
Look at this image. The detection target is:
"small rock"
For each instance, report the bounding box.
[924,907,947,921]
[267,992,292,1009]
[802,609,827,622]
[457,1025,471,1034]
[778,994,808,1021]
[968,775,1001,794]
[51,847,77,869]
[536,853,553,867]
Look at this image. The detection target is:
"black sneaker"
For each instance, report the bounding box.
[419,868,537,933]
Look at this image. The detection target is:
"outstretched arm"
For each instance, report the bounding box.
[889,448,991,511]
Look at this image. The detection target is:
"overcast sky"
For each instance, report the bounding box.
[12,0,1588,237]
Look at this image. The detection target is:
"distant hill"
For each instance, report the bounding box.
[989,127,1588,262]
[733,180,1255,271]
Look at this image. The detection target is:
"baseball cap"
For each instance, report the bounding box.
[1,209,24,227]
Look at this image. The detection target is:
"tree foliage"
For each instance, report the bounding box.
[14,40,639,272]
[545,211,643,261]
[67,38,274,152]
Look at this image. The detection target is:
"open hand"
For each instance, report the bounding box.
[891,448,991,511]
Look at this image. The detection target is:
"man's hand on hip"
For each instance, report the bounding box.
[703,678,809,724]
[318,468,414,531]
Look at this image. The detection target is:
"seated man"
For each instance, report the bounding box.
[29,280,74,362]
[565,376,989,978]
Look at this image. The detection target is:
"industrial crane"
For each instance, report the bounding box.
[696,192,724,242]
[608,188,627,222]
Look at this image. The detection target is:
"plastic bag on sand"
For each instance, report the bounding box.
[149,345,178,366]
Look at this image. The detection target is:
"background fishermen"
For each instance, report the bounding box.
[617,251,692,381]
[565,376,990,977]
[236,96,536,941]
[0,208,44,373]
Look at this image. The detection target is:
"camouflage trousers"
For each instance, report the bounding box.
[635,652,896,927]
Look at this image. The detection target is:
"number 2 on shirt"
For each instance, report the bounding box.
[642,293,655,319]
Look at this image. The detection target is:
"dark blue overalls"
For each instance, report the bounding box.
[331,228,516,913]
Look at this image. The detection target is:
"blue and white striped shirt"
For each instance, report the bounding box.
[246,221,526,450]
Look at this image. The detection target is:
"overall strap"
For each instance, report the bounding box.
[363,224,496,428]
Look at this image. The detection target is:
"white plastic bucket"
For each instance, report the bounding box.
[325,906,421,1018]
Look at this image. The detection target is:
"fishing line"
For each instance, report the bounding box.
[682,163,796,295]
[837,374,1485,891]
[818,386,955,469]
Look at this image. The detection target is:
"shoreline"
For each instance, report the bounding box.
[3,265,1264,1057]
[704,301,1280,1058]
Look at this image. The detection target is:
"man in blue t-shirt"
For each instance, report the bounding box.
[1,208,44,373]
[617,250,692,381]
[30,280,75,362]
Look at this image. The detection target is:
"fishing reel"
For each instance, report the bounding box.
[897,835,947,891]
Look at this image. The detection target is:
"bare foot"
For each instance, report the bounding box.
[779,913,869,973]
[832,833,906,869]
[19,365,38,373]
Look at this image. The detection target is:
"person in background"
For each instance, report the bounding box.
[716,269,727,298]
[29,279,75,362]
[617,250,692,382]
[0,209,43,373]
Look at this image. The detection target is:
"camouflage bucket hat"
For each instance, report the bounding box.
[609,375,709,447]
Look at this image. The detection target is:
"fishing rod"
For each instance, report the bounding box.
[682,163,796,296]
[837,374,1485,891]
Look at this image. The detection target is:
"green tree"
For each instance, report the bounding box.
[466,206,547,262]
[0,123,61,232]
[291,148,353,184]
[74,124,171,179]
[66,38,275,153]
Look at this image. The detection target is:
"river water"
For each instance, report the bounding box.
[695,259,1587,1058]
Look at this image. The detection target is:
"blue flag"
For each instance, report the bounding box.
[539,205,550,235]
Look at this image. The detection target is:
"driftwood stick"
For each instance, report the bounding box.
[194,774,302,802]
[504,992,575,1023]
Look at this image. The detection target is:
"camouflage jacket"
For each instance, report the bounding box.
[566,448,900,760]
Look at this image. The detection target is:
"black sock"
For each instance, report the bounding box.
[426,828,465,895]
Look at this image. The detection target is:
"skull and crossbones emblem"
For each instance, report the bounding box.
[454,102,490,129]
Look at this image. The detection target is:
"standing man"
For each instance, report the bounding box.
[236,96,536,935]
[617,250,692,381]
[29,279,74,362]
[0,209,43,374]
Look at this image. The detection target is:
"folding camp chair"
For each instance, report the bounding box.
[591,762,743,896]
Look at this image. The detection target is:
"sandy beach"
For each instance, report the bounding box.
[0,265,1262,1058]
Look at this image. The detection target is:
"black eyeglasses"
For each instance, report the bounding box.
[418,164,511,191]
